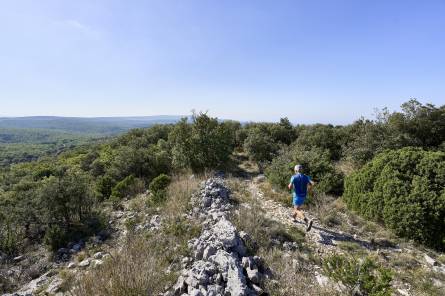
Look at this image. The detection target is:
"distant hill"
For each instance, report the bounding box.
[0,115,185,166]
[0,115,185,135]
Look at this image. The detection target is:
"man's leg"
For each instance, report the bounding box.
[300,202,313,232]
[293,205,308,224]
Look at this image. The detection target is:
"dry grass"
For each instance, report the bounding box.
[261,248,337,296]
[72,234,178,296]
[258,181,290,206]
[225,176,251,204]
[163,174,202,218]
[71,174,203,296]
[395,267,445,296]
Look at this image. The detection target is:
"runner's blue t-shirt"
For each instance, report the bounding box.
[290,173,311,197]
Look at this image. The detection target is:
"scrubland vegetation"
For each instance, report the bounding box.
[0,128,100,166]
[72,174,202,296]
[0,99,444,295]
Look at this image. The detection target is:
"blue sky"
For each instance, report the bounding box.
[0,0,444,123]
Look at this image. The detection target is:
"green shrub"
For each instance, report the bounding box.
[322,254,392,296]
[95,175,116,201]
[344,147,445,250]
[0,219,21,256]
[44,225,67,251]
[149,174,171,204]
[265,144,344,195]
[110,175,145,202]
[149,174,171,193]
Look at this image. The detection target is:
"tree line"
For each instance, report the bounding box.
[0,99,444,255]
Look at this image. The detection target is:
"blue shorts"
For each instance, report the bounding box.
[292,194,306,206]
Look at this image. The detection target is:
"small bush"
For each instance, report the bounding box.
[149,174,171,193]
[322,254,392,296]
[149,174,171,204]
[44,214,107,251]
[344,147,445,250]
[110,175,145,202]
[0,220,21,256]
[44,225,67,251]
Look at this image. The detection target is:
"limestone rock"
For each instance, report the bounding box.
[78,259,90,267]
[93,251,104,259]
[46,277,63,294]
[67,262,76,269]
[424,254,439,266]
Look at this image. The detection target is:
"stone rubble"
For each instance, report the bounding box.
[167,177,267,296]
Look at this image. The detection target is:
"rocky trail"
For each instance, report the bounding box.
[249,179,376,255]
[247,176,445,296]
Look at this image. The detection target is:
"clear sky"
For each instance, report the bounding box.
[0,0,444,124]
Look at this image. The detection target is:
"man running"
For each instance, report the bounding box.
[288,164,315,231]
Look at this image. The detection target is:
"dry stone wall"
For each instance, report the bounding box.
[167,177,267,296]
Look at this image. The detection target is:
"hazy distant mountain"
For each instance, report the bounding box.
[0,115,186,135]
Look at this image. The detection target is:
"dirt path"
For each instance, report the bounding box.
[248,180,386,256]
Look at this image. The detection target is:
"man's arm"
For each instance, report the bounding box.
[307,179,315,194]
[288,182,293,190]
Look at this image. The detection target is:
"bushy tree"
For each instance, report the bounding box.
[38,169,102,250]
[340,119,390,166]
[242,119,296,166]
[344,147,445,250]
[39,169,93,226]
[295,124,342,160]
[169,118,193,169]
[243,127,279,170]
[265,143,344,195]
[390,99,445,147]
[220,120,241,149]
[342,100,445,166]
[269,117,295,145]
[169,113,233,172]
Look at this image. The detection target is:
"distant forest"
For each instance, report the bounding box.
[0,116,183,166]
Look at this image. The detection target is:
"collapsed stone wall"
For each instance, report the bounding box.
[167,177,267,296]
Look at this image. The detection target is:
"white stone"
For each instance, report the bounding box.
[67,262,76,269]
[91,259,104,268]
[246,267,261,284]
[397,288,410,296]
[78,259,91,267]
[315,271,329,287]
[93,251,104,259]
[424,254,438,266]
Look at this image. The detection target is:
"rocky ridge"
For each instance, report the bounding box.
[166,177,267,296]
